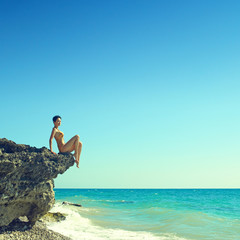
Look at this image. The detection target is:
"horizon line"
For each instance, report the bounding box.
[53,187,240,189]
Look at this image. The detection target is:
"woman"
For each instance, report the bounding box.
[49,115,82,168]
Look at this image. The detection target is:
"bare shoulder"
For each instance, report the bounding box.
[51,127,57,136]
[52,127,57,132]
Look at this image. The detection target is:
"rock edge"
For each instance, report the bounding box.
[0,138,75,227]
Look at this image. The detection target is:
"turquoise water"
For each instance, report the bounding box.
[47,189,240,240]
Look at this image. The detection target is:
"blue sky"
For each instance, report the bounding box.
[1,0,240,188]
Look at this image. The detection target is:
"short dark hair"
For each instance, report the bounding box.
[53,115,61,122]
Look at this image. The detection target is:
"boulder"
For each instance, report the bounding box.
[62,201,82,207]
[0,138,74,227]
[40,212,67,222]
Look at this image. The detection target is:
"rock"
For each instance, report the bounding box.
[40,212,67,222]
[0,138,75,227]
[62,201,82,207]
[0,218,71,240]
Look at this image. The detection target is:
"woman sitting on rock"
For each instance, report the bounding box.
[49,115,82,168]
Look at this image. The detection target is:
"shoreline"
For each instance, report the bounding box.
[0,218,70,240]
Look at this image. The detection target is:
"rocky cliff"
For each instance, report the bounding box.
[0,138,74,227]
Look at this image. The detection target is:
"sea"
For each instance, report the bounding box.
[46,189,240,240]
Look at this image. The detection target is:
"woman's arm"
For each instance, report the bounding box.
[49,128,56,154]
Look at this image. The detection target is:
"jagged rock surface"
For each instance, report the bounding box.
[0,138,74,227]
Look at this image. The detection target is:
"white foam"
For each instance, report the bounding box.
[46,203,186,240]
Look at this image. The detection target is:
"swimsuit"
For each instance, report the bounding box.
[56,131,64,140]
[55,130,64,152]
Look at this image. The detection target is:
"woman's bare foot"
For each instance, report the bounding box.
[75,160,79,168]
[73,153,79,168]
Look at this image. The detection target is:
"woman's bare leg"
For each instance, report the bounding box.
[61,135,80,168]
[76,141,82,167]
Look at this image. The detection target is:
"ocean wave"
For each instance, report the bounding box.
[46,203,187,240]
[100,199,135,204]
[80,199,135,204]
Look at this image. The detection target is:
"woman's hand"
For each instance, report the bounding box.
[51,151,57,155]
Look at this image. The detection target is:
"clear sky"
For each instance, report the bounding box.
[1,0,240,188]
